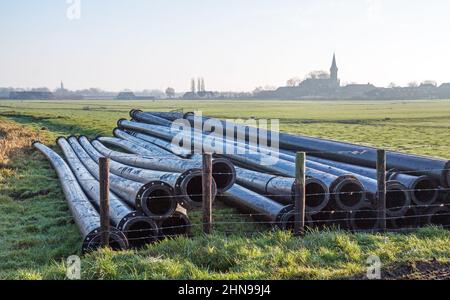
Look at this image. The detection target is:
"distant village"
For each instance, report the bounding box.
[2,54,450,100]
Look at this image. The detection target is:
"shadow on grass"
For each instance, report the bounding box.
[0,111,101,138]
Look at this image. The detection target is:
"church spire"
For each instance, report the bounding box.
[330,53,339,83]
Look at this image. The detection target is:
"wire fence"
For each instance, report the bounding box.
[26,132,450,250]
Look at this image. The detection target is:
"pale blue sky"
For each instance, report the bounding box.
[1,0,450,91]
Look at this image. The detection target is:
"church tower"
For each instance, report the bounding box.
[330,53,339,85]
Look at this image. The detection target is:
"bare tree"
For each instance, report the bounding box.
[408,81,418,88]
[388,82,398,88]
[165,87,175,98]
[253,85,276,94]
[286,77,302,87]
[191,78,196,94]
[307,70,329,80]
[200,78,205,92]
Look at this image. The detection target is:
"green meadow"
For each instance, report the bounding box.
[1,99,450,279]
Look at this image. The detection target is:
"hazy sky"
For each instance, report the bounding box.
[1,0,450,92]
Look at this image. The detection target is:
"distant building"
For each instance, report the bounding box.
[437,83,450,98]
[183,78,217,99]
[115,91,156,100]
[116,92,136,100]
[54,82,84,99]
[9,91,55,100]
[297,54,340,90]
[340,83,377,99]
[255,54,450,100]
[258,54,341,99]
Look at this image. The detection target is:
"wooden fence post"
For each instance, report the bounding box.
[376,150,387,232]
[294,152,306,236]
[202,153,213,234]
[99,157,110,247]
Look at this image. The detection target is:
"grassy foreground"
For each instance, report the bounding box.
[0,99,450,279]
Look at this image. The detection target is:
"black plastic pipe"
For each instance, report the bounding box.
[158,111,450,188]
[33,142,129,252]
[157,206,192,238]
[426,205,450,227]
[131,110,174,127]
[220,184,294,230]
[347,205,379,232]
[298,155,439,206]
[113,128,177,158]
[80,136,216,209]
[304,159,410,217]
[93,135,236,193]
[67,136,177,220]
[57,137,159,247]
[235,166,329,215]
[387,206,419,230]
[121,127,192,158]
[117,120,366,210]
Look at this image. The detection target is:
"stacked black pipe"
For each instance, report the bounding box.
[125,109,450,231]
[33,109,450,252]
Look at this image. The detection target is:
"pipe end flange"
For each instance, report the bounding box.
[136,180,177,220]
[120,213,160,247]
[82,227,129,253]
[129,109,143,119]
[334,176,366,211]
[175,169,217,209]
[211,157,236,193]
[117,118,129,128]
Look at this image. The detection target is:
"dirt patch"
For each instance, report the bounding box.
[0,119,41,168]
[383,260,450,280]
[351,260,450,280]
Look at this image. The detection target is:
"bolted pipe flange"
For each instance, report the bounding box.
[136,180,177,220]
[82,227,129,253]
[175,169,217,209]
[333,175,366,211]
[385,180,411,217]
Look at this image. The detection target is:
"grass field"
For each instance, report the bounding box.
[1,99,450,279]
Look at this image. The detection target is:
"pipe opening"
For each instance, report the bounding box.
[160,215,191,237]
[386,188,408,212]
[446,168,450,188]
[311,211,347,229]
[125,219,158,248]
[413,179,438,205]
[283,214,296,232]
[185,175,204,203]
[389,208,417,229]
[306,182,327,210]
[145,189,175,216]
[84,230,128,253]
[429,208,450,227]
[351,209,378,231]
[279,210,312,231]
[212,161,235,192]
[107,238,125,251]
[336,182,364,210]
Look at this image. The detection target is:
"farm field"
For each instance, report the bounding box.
[1,99,450,280]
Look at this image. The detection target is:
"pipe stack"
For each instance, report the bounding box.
[33,109,450,250]
[126,109,449,231]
